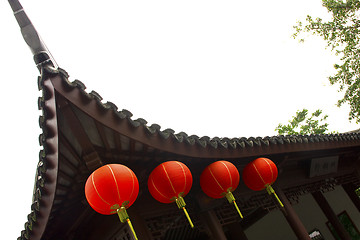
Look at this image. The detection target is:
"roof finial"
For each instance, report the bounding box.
[8,0,58,71]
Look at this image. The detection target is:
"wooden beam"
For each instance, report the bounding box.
[113,131,122,150]
[276,187,311,240]
[342,183,360,212]
[129,139,135,161]
[59,132,85,168]
[57,96,93,151]
[312,191,351,240]
[59,153,79,174]
[57,95,102,171]
[94,120,111,152]
[58,170,75,184]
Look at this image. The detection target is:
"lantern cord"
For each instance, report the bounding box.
[175,197,194,228]
[266,185,284,208]
[225,191,243,218]
[126,219,138,240]
[117,207,138,240]
[182,207,194,228]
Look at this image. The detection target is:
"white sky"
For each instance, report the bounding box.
[0,0,358,239]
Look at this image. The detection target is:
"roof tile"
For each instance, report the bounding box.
[89,90,103,101]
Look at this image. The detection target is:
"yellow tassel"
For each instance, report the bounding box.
[117,207,138,240]
[126,219,138,240]
[176,197,194,228]
[225,191,243,218]
[266,185,284,208]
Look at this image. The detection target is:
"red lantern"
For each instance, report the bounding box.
[242,158,283,207]
[148,161,194,228]
[200,161,243,218]
[85,164,139,239]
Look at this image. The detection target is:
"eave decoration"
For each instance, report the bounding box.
[243,157,284,207]
[85,164,139,240]
[200,160,243,218]
[83,158,285,237]
[148,161,194,228]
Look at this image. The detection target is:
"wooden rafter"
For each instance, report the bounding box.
[94,120,111,152]
[56,94,102,171]
[113,131,122,150]
[59,133,82,165]
[59,153,79,174]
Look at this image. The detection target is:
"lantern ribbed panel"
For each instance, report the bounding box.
[200,161,240,199]
[85,164,139,215]
[148,161,192,203]
[242,158,278,191]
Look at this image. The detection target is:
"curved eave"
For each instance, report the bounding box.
[19,68,360,240]
[19,74,59,240]
[50,71,360,159]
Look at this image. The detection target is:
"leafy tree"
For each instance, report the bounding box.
[275,109,330,135]
[293,0,360,122]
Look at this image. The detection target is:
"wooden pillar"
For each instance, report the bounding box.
[342,183,360,212]
[276,187,311,240]
[312,191,351,240]
[201,210,227,240]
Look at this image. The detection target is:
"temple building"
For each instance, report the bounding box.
[9,1,360,239]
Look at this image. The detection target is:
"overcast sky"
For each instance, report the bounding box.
[1,0,359,239]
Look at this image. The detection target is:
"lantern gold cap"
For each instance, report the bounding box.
[175,196,194,228]
[225,191,243,219]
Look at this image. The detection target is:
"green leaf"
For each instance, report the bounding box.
[275,108,334,135]
[292,0,360,123]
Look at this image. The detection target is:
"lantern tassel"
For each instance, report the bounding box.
[266,185,284,208]
[175,197,194,228]
[117,207,138,240]
[225,191,243,218]
[126,219,138,240]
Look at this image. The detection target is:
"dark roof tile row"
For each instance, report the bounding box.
[54,66,360,151]
[19,68,59,240]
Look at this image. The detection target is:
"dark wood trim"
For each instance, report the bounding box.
[59,153,79,174]
[56,94,102,170]
[58,170,75,184]
[312,191,352,240]
[342,183,360,212]
[129,139,135,161]
[113,131,122,150]
[56,95,94,154]
[59,132,82,166]
[94,120,111,152]
[276,187,311,240]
